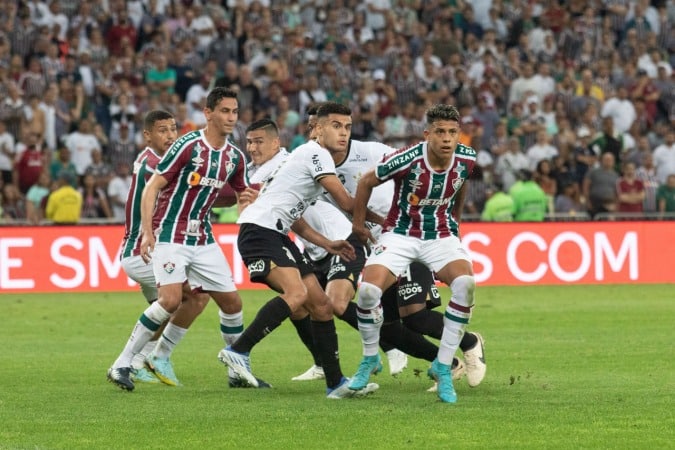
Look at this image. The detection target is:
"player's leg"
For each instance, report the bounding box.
[423,236,476,403]
[108,244,187,390]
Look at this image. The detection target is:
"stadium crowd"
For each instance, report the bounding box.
[0,0,674,224]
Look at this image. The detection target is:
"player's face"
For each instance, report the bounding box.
[144,118,178,155]
[424,119,460,160]
[307,115,318,140]
[205,96,239,136]
[316,114,351,153]
[247,129,280,167]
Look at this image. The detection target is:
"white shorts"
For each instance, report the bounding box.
[122,255,157,302]
[151,242,237,293]
[365,232,472,277]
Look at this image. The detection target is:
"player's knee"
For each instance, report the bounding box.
[356,282,382,309]
[451,275,476,307]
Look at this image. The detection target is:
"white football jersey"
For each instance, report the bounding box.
[298,199,353,261]
[248,148,289,185]
[324,139,396,238]
[238,140,337,234]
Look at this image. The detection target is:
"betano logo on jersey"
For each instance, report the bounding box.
[187,171,226,188]
[406,192,451,207]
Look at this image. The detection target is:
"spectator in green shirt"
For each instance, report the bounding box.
[656,174,675,213]
[509,169,548,221]
[481,183,515,221]
[146,54,177,97]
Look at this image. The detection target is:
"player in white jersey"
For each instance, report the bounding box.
[108,88,256,391]
[218,108,382,398]
[349,104,478,404]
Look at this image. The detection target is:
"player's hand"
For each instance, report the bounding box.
[326,240,356,262]
[239,187,259,207]
[140,230,155,264]
[352,224,375,246]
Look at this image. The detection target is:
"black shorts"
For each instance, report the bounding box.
[305,252,331,289]
[237,223,314,284]
[381,261,442,320]
[324,233,368,291]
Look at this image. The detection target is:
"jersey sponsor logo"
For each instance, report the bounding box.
[187,172,226,188]
[398,283,423,301]
[248,259,266,274]
[348,153,368,163]
[289,201,307,219]
[163,262,175,274]
[457,145,477,157]
[312,154,323,173]
[327,262,347,279]
[406,193,450,206]
[385,151,417,170]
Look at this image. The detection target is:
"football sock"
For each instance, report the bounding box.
[460,330,478,352]
[380,321,438,362]
[401,309,444,340]
[231,296,290,354]
[439,276,475,365]
[339,302,395,352]
[154,322,188,359]
[113,301,170,368]
[131,340,157,370]
[291,315,322,366]
[219,310,244,346]
[355,282,384,357]
[311,319,343,389]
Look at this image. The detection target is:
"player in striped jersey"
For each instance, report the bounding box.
[108,89,255,391]
[349,104,478,403]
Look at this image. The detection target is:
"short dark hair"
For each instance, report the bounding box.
[306,102,325,117]
[425,104,460,126]
[246,118,279,136]
[143,109,174,131]
[316,101,351,118]
[206,87,238,110]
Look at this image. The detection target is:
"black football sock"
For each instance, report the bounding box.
[231,296,290,354]
[339,302,395,352]
[459,330,478,352]
[380,321,438,362]
[311,319,343,389]
[291,315,322,366]
[402,308,444,340]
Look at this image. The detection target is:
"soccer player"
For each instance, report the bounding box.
[107,88,253,391]
[349,104,477,403]
[218,103,381,398]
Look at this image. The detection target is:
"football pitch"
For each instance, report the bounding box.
[1,284,673,449]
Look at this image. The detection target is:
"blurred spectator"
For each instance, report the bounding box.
[616,161,645,213]
[481,183,514,222]
[652,127,675,185]
[78,173,112,220]
[14,131,45,194]
[583,152,619,217]
[534,159,557,210]
[107,123,137,169]
[1,183,27,221]
[107,161,132,222]
[590,117,624,172]
[526,129,558,171]
[25,171,51,224]
[0,120,16,184]
[84,149,113,191]
[0,81,25,140]
[656,174,675,214]
[109,92,138,141]
[636,153,659,213]
[185,75,210,127]
[49,146,78,187]
[601,85,636,135]
[146,53,176,98]
[22,95,46,141]
[45,173,82,224]
[572,126,597,185]
[495,136,529,191]
[64,118,101,177]
[509,169,548,222]
[555,181,585,215]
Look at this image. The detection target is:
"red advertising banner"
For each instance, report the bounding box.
[0,222,673,293]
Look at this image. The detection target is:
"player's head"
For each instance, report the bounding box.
[424,104,461,158]
[143,109,177,155]
[246,118,281,167]
[205,87,239,136]
[314,101,352,153]
[306,102,325,140]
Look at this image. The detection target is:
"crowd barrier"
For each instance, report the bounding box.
[0,222,673,293]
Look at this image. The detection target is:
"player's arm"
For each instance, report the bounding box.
[235,187,259,214]
[319,173,384,226]
[453,181,469,223]
[140,173,168,262]
[352,169,383,244]
[291,217,355,261]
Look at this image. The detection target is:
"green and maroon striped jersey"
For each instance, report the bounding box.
[375,142,476,239]
[153,130,248,246]
[120,147,162,259]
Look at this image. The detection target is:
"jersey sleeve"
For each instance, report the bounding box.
[155,142,189,184]
[228,149,249,193]
[310,147,336,181]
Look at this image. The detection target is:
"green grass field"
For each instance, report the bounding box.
[1,285,674,449]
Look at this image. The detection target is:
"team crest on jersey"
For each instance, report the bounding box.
[410,167,425,176]
[163,262,175,274]
[371,243,386,255]
[452,162,468,190]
